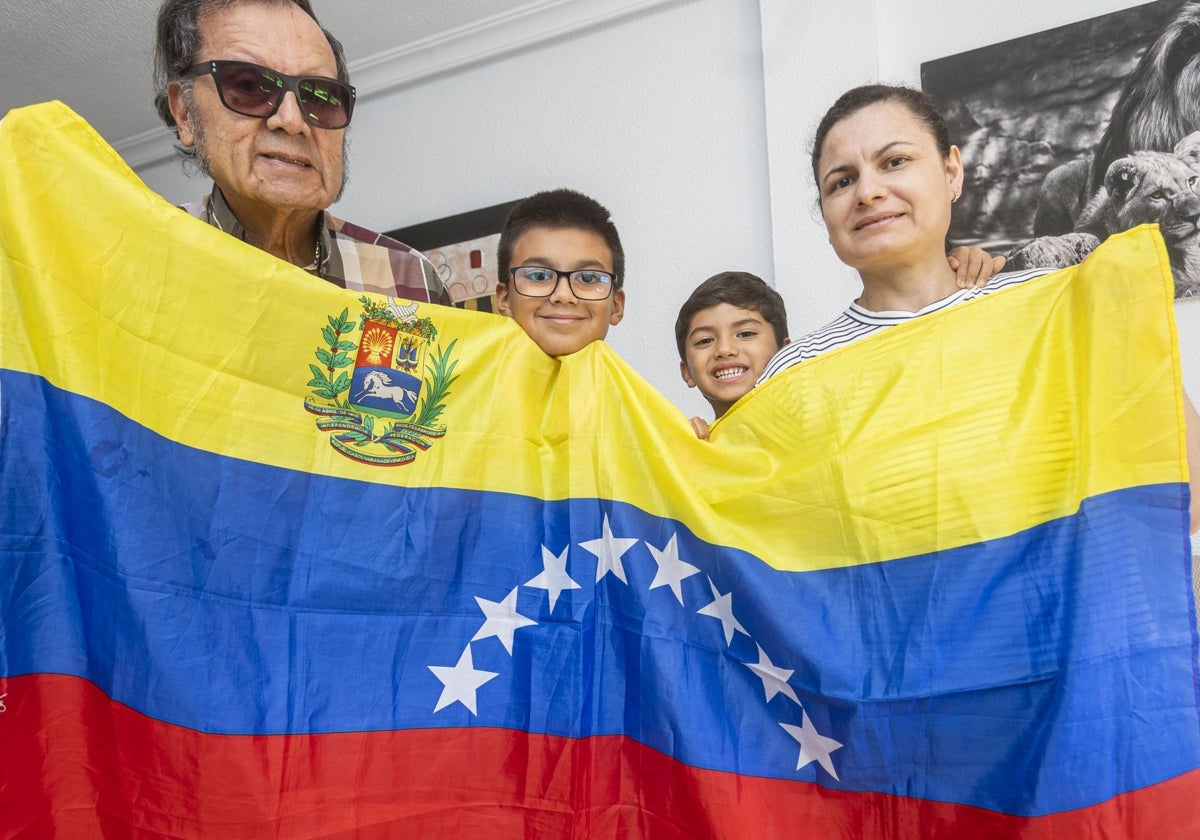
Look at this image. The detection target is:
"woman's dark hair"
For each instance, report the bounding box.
[811,84,952,187]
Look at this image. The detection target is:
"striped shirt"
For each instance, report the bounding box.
[181,187,450,305]
[757,267,1054,383]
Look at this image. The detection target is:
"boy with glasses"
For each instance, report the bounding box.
[496,189,625,356]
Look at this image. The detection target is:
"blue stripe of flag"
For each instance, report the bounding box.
[1,369,1197,816]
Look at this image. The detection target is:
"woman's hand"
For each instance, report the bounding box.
[948,246,1006,288]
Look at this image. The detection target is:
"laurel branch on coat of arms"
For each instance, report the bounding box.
[303,296,458,465]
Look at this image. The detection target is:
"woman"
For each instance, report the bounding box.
[759,83,1200,533]
[759,84,1057,374]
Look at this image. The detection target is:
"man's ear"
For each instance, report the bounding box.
[166,81,196,148]
[680,359,696,388]
[496,283,512,317]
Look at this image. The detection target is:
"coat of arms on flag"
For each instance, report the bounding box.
[303,296,457,465]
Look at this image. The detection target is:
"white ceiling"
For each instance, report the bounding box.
[1,0,522,147]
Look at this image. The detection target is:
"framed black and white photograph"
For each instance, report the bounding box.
[922,0,1200,298]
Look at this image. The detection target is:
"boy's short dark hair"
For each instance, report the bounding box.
[674,271,789,358]
[497,189,625,289]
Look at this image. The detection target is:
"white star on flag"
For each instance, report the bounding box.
[579,514,639,584]
[745,644,800,705]
[780,712,844,780]
[429,645,499,715]
[646,533,701,605]
[697,577,749,645]
[525,545,581,612]
[471,588,537,654]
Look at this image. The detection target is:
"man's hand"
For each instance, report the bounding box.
[948,246,1006,288]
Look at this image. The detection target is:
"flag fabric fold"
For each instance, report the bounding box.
[1,101,1198,838]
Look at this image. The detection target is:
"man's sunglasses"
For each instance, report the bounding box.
[189,60,356,129]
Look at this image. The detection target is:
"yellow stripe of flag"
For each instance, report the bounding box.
[0,102,1187,571]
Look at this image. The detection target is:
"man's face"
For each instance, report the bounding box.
[497,226,625,357]
[167,2,346,226]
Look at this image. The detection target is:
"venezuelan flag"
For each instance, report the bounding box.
[1,102,1197,838]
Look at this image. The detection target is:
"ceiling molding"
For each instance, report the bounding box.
[115,0,679,169]
[113,125,183,170]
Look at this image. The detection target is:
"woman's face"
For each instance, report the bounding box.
[815,101,963,276]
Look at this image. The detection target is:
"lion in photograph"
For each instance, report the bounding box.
[1089,2,1200,191]
[1080,139,1200,296]
[1005,230,1100,274]
[1011,132,1200,295]
[1033,2,1200,237]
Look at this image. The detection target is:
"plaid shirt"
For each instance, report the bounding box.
[181,187,450,304]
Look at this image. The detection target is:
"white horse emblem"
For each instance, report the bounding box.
[356,370,417,410]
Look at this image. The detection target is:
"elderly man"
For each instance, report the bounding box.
[153,0,447,303]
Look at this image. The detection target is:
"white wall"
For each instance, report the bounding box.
[138,0,1199,420]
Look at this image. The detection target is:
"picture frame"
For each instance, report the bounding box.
[387,199,519,312]
[921,0,1199,298]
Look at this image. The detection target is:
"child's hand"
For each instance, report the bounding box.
[689,416,710,441]
[948,246,1006,288]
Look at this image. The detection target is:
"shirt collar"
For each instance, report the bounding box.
[206,185,332,277]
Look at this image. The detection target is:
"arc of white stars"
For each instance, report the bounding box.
[578,514,639,584]
[525,545,581,612]
[745,644,800,705]
[780,712,844,780]
[429,645,499,715]
[696,577,749,645]
[646,533,701,605]
[472,588,537,654]
[445,526,853,782]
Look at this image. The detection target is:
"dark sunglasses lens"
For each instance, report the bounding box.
[215,64,282,116]
[297,79,352,128]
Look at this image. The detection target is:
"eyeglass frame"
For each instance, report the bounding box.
[187,60,357,129]
[507,265,619,301]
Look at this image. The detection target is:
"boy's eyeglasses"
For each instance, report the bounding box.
[509,266,616,301]
[188,60,356,129]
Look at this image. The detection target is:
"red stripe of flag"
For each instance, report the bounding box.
[3,674,1198,839]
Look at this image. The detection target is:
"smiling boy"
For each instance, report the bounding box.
[676,272,789,438]
[496,189,625,357]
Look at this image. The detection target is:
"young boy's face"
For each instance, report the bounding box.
[680,303,784,418]
[497,225,625,357]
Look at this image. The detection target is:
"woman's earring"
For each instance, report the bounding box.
[951,189,960,204]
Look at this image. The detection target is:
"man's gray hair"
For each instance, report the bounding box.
[152,0,350,138]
